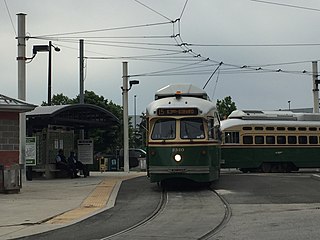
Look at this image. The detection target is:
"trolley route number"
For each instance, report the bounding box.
[157,107,198,116]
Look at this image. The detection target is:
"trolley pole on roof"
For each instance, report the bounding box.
[312,61,319,113]
[122,62,130,172]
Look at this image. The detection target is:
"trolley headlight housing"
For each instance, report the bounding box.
[174,153,182,162]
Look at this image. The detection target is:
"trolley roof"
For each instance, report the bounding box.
[146,96,216,117]
[221,110,320,130]
[154,84,209,100]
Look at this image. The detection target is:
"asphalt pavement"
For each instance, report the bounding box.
[0,171,149,240]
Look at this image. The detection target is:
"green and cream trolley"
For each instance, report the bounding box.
[221,110,320,173]
[146,84,221,183]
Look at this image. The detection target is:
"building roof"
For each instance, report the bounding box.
[0,94,37,112]
[26,104,119,131]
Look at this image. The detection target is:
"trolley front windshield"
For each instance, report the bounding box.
[151,117,206,140]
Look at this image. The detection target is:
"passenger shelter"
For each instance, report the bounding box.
[26,104,119,178]
[0,94,36,168]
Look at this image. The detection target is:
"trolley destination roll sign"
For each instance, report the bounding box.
[157,107,198,116]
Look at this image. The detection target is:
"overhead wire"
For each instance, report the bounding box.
[133,0,173,22]
[28,0,319,80]
[250,0,320,12]
[3,0,16,36]
[180,0,189,19]
[32,21,172,38]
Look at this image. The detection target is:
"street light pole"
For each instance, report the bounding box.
[134,95,137,130]
[48,41,52,105]
[122,62,129,173]
[32,42,60,106]
[122,62,139,173]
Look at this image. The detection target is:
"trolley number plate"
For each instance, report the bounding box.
[172,148,184,152]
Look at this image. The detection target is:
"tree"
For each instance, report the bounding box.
[216,96,237,120]
[41,93,73,106]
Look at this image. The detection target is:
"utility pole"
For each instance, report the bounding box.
[79,39,84,105]
[312,61,319,113]
[122,62,130,173]
[17,13,26,178]
[79,39,85,139]
[48,41,52,105]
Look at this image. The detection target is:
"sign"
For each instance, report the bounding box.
[157,108,198,116]
[26,137,37,166]
[77,139,94,164]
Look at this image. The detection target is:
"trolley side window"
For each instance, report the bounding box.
[277,136,286,144]
[151,119,176,140]
[298,136,307,144]
[225,132,240,144]
[288,136,297,144]
[243,136,253,144]
[309,136,318,144]
[266,136,275,144]
[180,118,205,139]
[255,136,264,144]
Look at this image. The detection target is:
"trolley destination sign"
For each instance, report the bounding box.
[157,107,198,116]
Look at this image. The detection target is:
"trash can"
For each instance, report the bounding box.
[2,164,21,194]
[99,157,107,172]
[139,158,147,171]
[108,157,118,171]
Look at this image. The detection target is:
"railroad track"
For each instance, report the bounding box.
[198,187,232,239]
[100,188,168,240]
[101,184,231,240]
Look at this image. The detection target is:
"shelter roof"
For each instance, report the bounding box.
[26,104,119,130]
[0,94,37,112]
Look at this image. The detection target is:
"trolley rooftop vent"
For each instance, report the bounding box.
[228,110,298,121]
[228,110,320,121]
[155,84,209,100]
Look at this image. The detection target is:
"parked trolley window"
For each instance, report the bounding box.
[266,136,275,144]
[225,132,240,144]
[309,136,318,144]
[243,136,253,144]
[255,136,264,144]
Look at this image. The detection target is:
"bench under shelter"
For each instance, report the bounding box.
[26,104,119,179]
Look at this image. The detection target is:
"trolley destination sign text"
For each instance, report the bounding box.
[157,107,198,116]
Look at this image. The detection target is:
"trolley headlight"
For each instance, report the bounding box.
[174,154,182,162]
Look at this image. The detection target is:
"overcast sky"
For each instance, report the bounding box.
[1,0,320,115]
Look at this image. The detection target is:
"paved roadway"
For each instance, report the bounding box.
[212,171,320,240]
[16,170,320,240]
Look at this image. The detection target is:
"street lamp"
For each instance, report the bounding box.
[32,41,60,105]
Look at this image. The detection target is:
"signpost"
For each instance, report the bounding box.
[25,137,36,166]
[77,139,93,164]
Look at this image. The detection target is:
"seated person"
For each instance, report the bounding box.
[67,151,89,177]
[56,149,78,178]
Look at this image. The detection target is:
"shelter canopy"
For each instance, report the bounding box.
[26,104,119,131]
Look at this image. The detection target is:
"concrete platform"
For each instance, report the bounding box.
[0,171,146,240]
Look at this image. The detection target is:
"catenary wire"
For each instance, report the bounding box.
[250,0,320,12]
[3,0,16,36]
[133,0,173,22]
[32,21,172,38]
